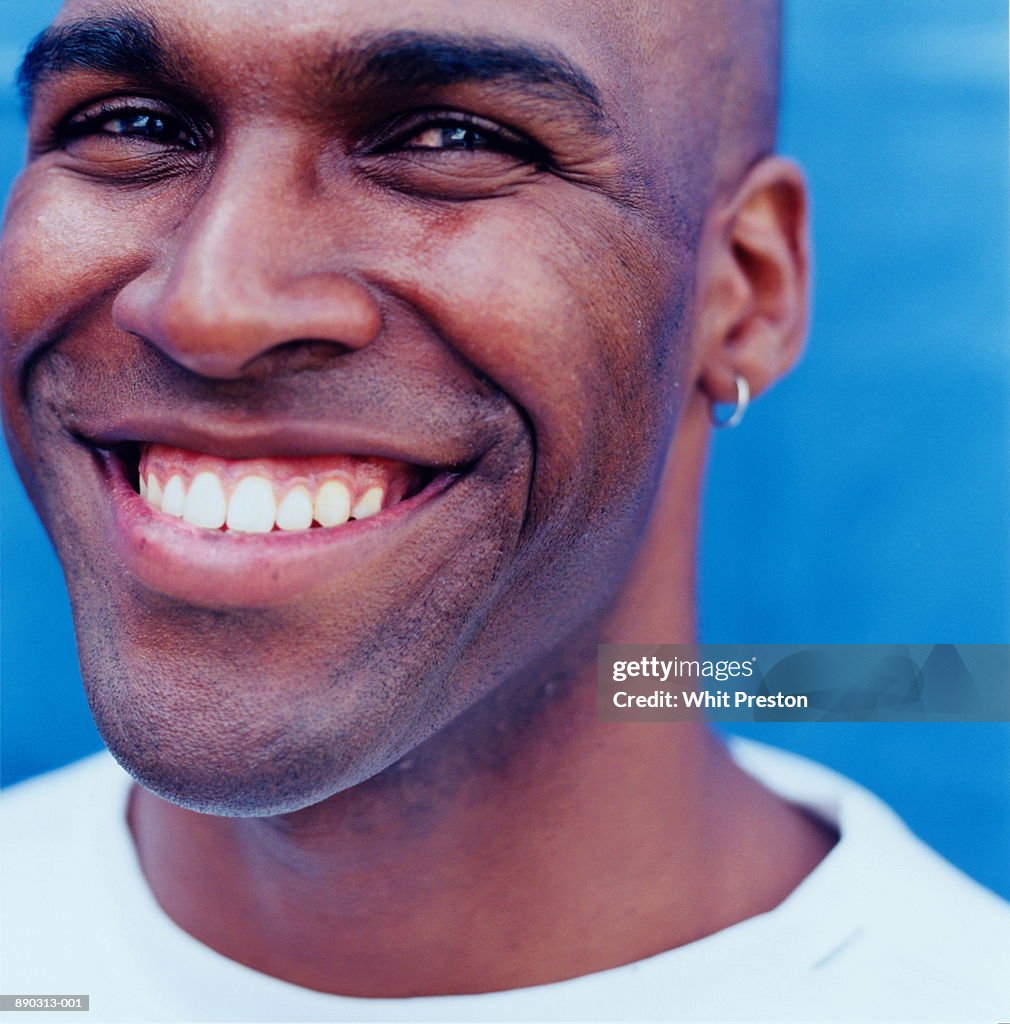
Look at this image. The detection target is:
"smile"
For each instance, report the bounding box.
[93,435,467,607]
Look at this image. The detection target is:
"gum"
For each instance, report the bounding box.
[138,444,417,505]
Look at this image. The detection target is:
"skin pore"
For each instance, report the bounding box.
[0,0,831,997]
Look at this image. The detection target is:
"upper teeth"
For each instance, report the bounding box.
[141,469,385,533]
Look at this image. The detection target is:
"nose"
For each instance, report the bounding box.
[112,149,382,379]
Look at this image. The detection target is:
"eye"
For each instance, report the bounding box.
[357,110,547,200]
[404,124,498,151]
[359,111,547,199]
[378,111,544,163]
[59,100,200,151]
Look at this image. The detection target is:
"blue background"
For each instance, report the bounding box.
[2,3,1008,898]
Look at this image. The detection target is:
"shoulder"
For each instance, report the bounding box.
[1,752,132,905]
[2,750,125,801]
[729,737,1010,1013]
[2,751,127,837]
[0,753,140,998]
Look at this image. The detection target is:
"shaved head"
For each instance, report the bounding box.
[627,0,783,218]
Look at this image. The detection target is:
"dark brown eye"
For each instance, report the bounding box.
[63,104,199,150]
[100,111,197,148]
[376,110,542,164]
[357,110,547,200]
[404,124,495,150]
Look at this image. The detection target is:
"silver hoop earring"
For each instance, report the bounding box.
[709,373,750,429]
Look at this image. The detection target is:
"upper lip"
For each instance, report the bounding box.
[68,411,481,471]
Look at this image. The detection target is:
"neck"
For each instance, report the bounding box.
[129,686,832,996]
[127,403,835,996]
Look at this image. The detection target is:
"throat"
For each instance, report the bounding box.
[124,684,834,998]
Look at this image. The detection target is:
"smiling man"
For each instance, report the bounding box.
[1,2,1008,1022]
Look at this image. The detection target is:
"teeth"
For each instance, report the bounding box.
[139,464,399,532]
[162,475,186,518]
[226,475,276,534]
[183,471,227,529]
[276,486,313,531]
[147,473,163,510]
[314,480,351,527]
[352,485,384,520]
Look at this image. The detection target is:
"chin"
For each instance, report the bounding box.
[78,656,413,817]
[98,719,356,816]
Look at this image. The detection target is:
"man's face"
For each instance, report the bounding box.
[1,0,712,813]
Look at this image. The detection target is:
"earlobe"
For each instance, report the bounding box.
[695,156,811,410]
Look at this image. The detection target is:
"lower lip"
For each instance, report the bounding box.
[102,453,460,607]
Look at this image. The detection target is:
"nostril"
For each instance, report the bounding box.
[285,272,383,349]
[238,338,363,376]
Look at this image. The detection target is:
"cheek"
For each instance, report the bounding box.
[0,173,150,428]
[375,192,694,523]
[364,192,697,661]
[1,173,143,335]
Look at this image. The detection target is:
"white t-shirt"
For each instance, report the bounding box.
[1,738,1008,1023]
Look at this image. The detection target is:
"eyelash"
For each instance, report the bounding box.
[374,111,545,162]
[53,100,543,163]
[58,101,202,150]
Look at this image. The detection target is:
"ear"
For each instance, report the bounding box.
[692,157,811,410]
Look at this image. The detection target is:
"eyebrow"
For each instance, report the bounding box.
[17,14,607,130]
[17,13,182,112]
[339,30,606,125]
